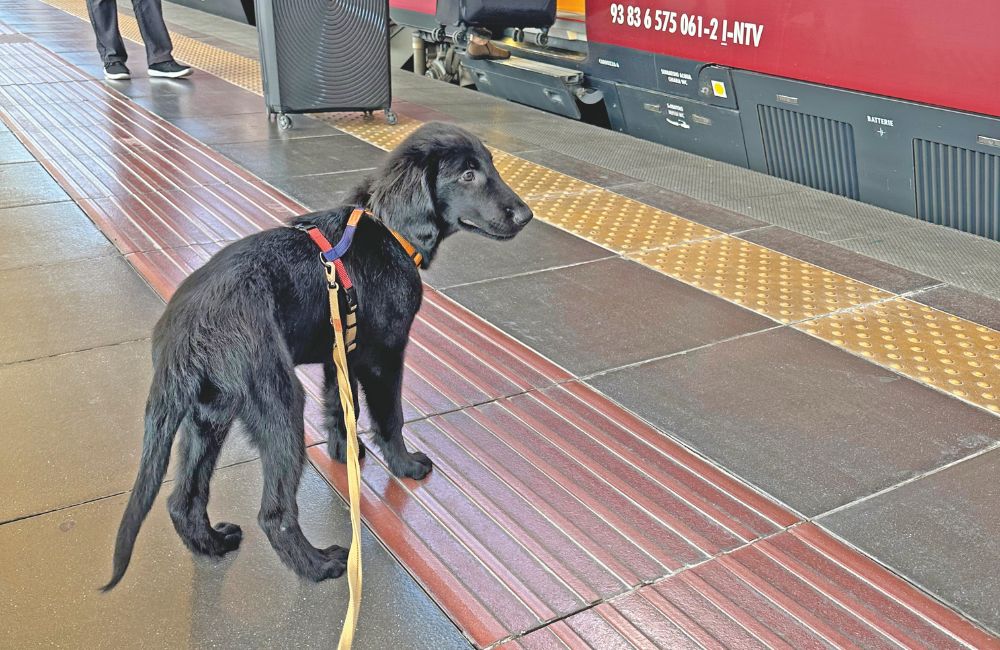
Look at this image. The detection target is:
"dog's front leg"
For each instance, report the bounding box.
[359,355,432,480]
[322,361,365,464]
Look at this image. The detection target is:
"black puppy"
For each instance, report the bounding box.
[103,122,532,589]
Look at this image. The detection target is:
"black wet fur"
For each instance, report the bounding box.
[101,123,532,590]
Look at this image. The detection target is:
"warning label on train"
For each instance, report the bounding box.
[608,5,764,47]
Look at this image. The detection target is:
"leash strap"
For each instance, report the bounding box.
[292,208,422,649]
[327,264,364,650]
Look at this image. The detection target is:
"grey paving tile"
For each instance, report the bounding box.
[169,112,340,145]
[820,448,1000,634]
[393,85,500,108]
[0,162,68,209]
[442,100,562,125]
[215,136,385,180]
[611,181,767,233]
[912,285,1000,331]
[0,255,163,364]
[588,327,1000,516]
[43,49,97,67]
[68,61,105,79]
[740,225,939,295]
[0,131,31,164]
[29,36,96,53]
[837,224,1000,302]
[513,123,699,172]
[444,257,773,376]
[272,168,373,211]
[516,148,637,188]
[391,100,456,124]
[0,340,257,523]
[103,74,246,99]
[470,127,543,154]
[718,189,920,242]
[626,159,800,202]
[0,461,471,649]
[425,219,613,289]
[129,87,265,119]
[0,201,116,271]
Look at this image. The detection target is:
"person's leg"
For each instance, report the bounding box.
[85,0,128,64]
[130,0,173,65]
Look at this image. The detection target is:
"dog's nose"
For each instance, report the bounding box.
[507,206,533,226]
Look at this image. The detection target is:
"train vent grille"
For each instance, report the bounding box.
[758,105,859,199]
[913,139,1000,240]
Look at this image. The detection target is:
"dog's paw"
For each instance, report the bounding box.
[181,521,242,557]
[312,545,348,581]
[388,450,433,480]
[328,437,367,464]
[213,522,243,553]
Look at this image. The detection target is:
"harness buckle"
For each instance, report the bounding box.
[322,256,338,289]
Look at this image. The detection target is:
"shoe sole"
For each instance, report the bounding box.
[104,71,131,80]
[148,67,192,79]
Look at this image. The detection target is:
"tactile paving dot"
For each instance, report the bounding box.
[797,299,1000,413]
[634,237,891,323]
[530,190,721,253]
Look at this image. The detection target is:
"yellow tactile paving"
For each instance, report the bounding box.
[633,237,892,323]
[531,190,720,252]
[796,299,1000,413]
[490,150,596,199]
[32,0,1000,416]
[326,113,422,149]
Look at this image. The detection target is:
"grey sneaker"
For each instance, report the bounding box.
[104,61,131,80]
[148,60,192,78]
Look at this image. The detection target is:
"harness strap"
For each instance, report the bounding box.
[387,228,423,267]
[294,208,419,354]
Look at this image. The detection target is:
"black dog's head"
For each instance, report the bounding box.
[355,122,532,267]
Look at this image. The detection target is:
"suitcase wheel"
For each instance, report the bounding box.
[277,113,292,130]
[385,109,398,126]
[363,110,375,122]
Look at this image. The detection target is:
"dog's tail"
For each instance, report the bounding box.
[101,368,191,592]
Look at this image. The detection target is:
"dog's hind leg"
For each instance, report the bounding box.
[358,354,432,480]
[246,367,347,582]
[167,394,242,557]
[323,360,365,464]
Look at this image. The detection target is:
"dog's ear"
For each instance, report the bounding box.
[370,146,442,260]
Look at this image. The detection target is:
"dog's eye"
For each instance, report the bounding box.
[461,170,475,182]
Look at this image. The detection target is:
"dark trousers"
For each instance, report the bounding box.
[85,0,174,65]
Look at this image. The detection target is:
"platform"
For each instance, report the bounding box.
[2,1,1000,648]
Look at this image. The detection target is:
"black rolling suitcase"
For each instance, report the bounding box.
[435,0,556,35]
[254,0,396,130]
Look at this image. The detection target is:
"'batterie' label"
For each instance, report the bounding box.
[608,5,764,48]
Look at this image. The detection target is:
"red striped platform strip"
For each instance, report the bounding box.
[1,22,997,650]
[499,524,1000,650]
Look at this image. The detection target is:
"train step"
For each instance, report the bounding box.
[463,56,590,119]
